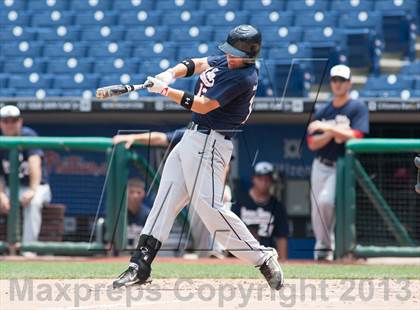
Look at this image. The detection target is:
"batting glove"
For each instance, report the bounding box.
[146,76,170,96]
[155,69,176,84]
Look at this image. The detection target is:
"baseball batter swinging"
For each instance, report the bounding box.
[113,25,284,290]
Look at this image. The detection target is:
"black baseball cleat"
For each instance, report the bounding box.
[113,262,151,289]
[259,251,284,290]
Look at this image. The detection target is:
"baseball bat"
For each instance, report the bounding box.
[415,156,420,194]
[96,81,154,99]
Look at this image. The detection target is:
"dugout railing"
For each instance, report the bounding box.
[336,139,420,258]
[0,137,161,255]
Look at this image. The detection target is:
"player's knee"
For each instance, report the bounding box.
[316,195,335,211]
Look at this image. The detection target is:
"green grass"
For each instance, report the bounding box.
[1,262,419,279]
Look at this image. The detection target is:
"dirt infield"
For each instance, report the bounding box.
[1,278,419,310]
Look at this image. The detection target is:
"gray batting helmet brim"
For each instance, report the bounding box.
[218,42,248,57]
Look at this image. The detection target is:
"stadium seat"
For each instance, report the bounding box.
[330,0,374,12]
[118,11,161,26]
[303,27,344,44]
[125,26,169,42]
[294,12,337,28]
[46,58,94,74]
[242,0,285,11]
[70,0,112,11]
[93,58,139,74]
[43,42,88,58]
[339,11,382,34]
[170,26,213,42]
[36,26,81,42]
[74,10,117,26]
[267,43,310,61]
[53,73,99,90]
[0,74,8,88]
[375,0,417,12]
[1,42,43,58]
[133,42,177,60]
[8,74,52,89]
[113,0,155,11]
[249,11,293,28]
[308,43,343,83]
[199,0,241,11]
[0,26,37,41]
[400,61,420,76]
[262,26,303,44]
[0,11,31,26]
[177,43,220,59]
[27,0,68,11]
[206,11,249,27]
[363,75,414,94]
[162,10,205,26]
[0,0,26,10]
[31,11,74,27]
[4,58,46,74]
[14,88,62,98]
[139,59,175,76]
[155,0,197,10]
[81,26,126,41]
[286,0,329,12]
[88,42,132,58]
[100,74,147,87]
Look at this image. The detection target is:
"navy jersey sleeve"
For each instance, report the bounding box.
[350,101,369,134]
[164,127,186,146]
[22,127,44,157]
[207,55,226,67]
[272,200,289,238]
[204,78,248,107]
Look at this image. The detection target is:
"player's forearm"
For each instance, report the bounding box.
[327,127,363,142]
[307,132,334,151]
[165,88,219,114]
[169,58,209,78]
[28,155,42,190]
[277,238,288,261]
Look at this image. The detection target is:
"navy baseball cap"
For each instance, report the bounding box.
[253,161,274,176]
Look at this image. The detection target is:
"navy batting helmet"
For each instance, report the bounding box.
[218,25,262,60]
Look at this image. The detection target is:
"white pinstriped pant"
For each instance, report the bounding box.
[142,128,273,266]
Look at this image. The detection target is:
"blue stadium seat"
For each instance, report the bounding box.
[267,43,310,61]
[27,0,68,11]
[53,73,99,90]
[0,11,31,26]
[88,42,132,58]
[113,0,155,11]
[364,74,414,93]
[262,26,303,44]
[4,58,46,74]
[330,0,374,12]
[133,42,177,60]
[14,88,62,97]
[287,0,329,12]
[177,43,220,59]
[1,42,43,58]
[400,61,420,76]
[43,42,88,58]
[81,26,126,41]
[163,11,205,26]
[0,89,15,97]
[294,12,337,28]
[74,11,117,26]
[125,26,169,42]
[31,11,74,27]
[0,74,8,88]
[303,27,344,44]
[339,11,382,33]
[199,0,241,11]
[359,89,399,98]
[36,26,81,41]
[70,0,112,11]
[170,26,213,42]
[308,43,343,83]
[375,0,417,12]
[118,11,161,26]
[0,0,26,10]
[0,26,37,41]
[93,58,139,74]
[8,74,52,89]
[46,58,94,74]
[156,0,197,10]
[206,11,248,27]
[100,74,147,87]
[139,59,174,76]
[249,11,293,28]
[242,0,285,11]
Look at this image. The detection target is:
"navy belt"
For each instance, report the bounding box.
[187,122,231,140]
[317,156,336,167]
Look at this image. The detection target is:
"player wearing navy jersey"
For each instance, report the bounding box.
[114,25,284,290]
[307,65,369,261]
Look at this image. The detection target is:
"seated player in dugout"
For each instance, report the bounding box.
[0,105,52,254]
[126,178,151,248]
[113,25,284,291]
[114,128,232,258]
[307,65,369,261]
[233,162,289,261]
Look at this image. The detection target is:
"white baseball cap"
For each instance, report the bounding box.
[330,64,351,80]
[0,105,21,118]
[254,161,274,176]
